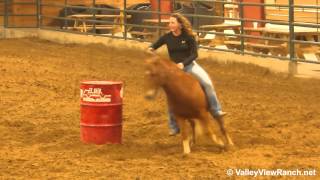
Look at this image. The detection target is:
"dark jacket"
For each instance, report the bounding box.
[150,31,198,66]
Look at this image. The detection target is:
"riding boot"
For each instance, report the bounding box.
[211,110,227,120]
[145,88,158,100]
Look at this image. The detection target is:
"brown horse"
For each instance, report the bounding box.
[144,55,234,154]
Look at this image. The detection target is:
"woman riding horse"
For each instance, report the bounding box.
[148,13,227,136]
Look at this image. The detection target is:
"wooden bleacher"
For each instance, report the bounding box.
[246,43,285,55]
[265,0,320,24]
[65,25,114,31]
[198,38,212,46]
[224,40,247,50]
[224,40,286,56]
[129,31,153,37]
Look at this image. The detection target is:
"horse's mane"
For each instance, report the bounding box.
[154,55,180,71]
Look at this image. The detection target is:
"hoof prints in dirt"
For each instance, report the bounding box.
[0,38,319,178]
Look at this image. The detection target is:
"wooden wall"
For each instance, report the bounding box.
[265,0,320,24]
[10,0,37,27]
[0,1,4,26]
[266,9,320,24]
[275,0,318,5]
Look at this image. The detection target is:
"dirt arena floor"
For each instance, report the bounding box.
[0,38,319,179]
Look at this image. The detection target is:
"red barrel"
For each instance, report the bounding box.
[80,81,123,144]
[150,0,173,19]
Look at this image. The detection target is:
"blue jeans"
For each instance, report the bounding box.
[168,61,222,132]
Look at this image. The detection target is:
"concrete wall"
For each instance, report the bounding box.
[1,28,38,39]
[38,29,152,51]
[0,27,4,38]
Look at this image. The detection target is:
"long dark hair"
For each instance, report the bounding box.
[170,13,195,38]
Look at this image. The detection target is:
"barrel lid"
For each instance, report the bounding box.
[81,80,123,85]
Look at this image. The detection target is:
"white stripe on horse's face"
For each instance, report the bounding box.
[144,56,170,88]
[145,70,151,75]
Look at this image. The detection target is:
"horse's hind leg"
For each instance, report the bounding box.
[200,112,224,147]
[188,119,196,147]
[175,116,192,154]
[216,116,234,147]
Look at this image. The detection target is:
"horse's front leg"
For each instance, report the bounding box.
[215,116,234,148]
[188,119,196,147]
[200,112,225,148]
[175,116,191,154]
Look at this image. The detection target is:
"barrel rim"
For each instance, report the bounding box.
[80,102,123,106]
[80,122,122,127]
[81,80,123,85]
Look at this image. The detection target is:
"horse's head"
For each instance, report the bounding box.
[144,55,174,100]
[144,55,170,88]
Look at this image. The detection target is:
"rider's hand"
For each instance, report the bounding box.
[177,63,184,69]
[147,47,155,54]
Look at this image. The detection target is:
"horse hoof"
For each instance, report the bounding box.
[189,140,196,147]
[144,95,155,100]
[183,148,191,154]
[183,151,191,155]
[217,139,225,147]
[224,143,235,151]
[181,153,190,158]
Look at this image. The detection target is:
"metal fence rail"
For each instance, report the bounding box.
[2,0,320,64]
[0,0,5,27]
[1,0,38,28]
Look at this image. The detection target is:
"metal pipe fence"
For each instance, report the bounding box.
[1,0,320,64]
[1,0,38,28]
[0,0,6,27]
